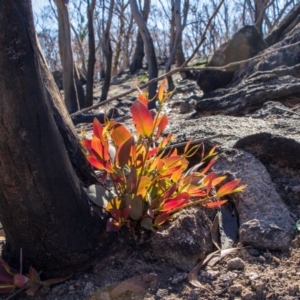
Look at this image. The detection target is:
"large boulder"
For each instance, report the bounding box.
[150,207,214,271]
[197,25,267,94]
[212,149,294,251]
[195,9,300,116]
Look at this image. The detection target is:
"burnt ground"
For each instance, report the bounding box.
[1,72,300,300]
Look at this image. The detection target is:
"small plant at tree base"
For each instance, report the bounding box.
[0,251,71,296]
[80,78,246,232]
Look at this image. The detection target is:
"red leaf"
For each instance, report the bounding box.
[154,213,170,226]
[130,101,154,137]
[92,118,104,139]
[86,155,113,173]
[147,147,158,158]
[28,267,40,282]
[80,139,91,150]
[43,273,73,286]
[0,266,13,284]
[217,180,241,197]
[14,274,28,287]
[200,156,218,175]
[162,183,178,201]
[203,200,227,208]
[0,260,15,276]
[204,173,216,195]
[155,115,168,140]
[161,193,189,212]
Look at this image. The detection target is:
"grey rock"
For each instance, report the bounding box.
[242,288,255,300]
[83,282,94,296]
[229,283,243,294]
[199,270,220,280]
[176,83,197,94]
[98,292,111,300]
[247,272,260,281]
[170,272,187,284]
[116,100,133,108]
[197,25,266,94]
[156,289,169,299]
[288,284,299,296]
[68,285,75,291]
[291,185,300,193]
[263,252,271,260]
[227,257,246,270]
[251,280,266,292]
[257,256,266,263]
[195,23,300,115]
[150,207,213,271]
[212,149,294,250]
[179,101,194,114]
[220,271,237,283]
[247,248,260,257]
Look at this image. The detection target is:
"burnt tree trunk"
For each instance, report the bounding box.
[55,0,83,113]
[100,0,114,102]
[129,0,150,74]
[85,0,96,108]
[130,0,158,109]
[0,0,107,275]
[100,39,113,101]
[130,32,144,74]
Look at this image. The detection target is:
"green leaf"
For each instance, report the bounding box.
[141,218,153,230]
[83,185,116,207]
[126,195,143,220]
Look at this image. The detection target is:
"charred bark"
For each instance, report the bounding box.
[0,0,108,275]
[85,0,96,108]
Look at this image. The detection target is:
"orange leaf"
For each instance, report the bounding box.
[130,101,154,137]
[231,184,247,194]
[184,138,193,154]
[203,200,227,208]
[212,176,226,186]
[116,138,133,168]
[91,137,110,161]
[87,155,113,173]
[199,156,218,175]
[92,118,104,140]
[158,77,166,103]
[138,93,148,107]
[204,173,216,195]
[217,180,241,197]
[110,122,132,147]
[155,115,168,140]
[208,145,218,157]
